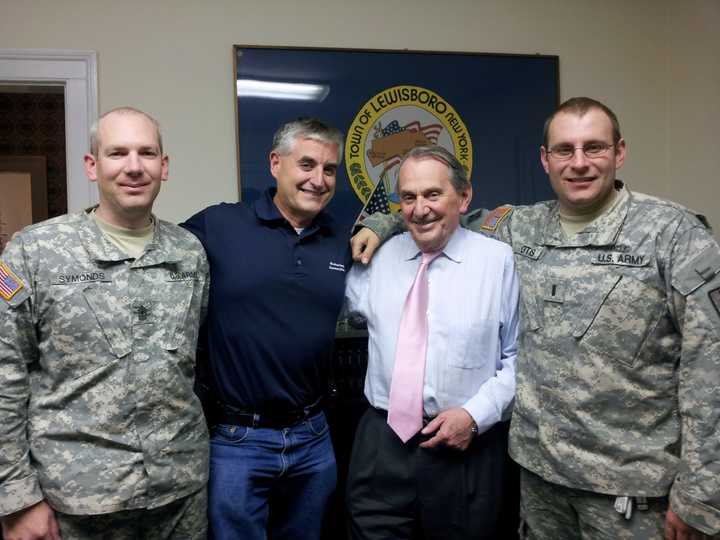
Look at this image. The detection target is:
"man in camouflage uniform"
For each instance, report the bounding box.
[352,97,720,539]
[0,107,210,540]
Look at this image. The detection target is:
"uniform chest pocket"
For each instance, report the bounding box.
[513,255,544,333]
[573,274,664,367]
[82,285,133,358]
[145,279,197,353]
[37,283,131,379]
[520,294,542,332]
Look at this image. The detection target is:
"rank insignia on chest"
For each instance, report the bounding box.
[0,261,24,301]
[132,300,154,322]
[709,287,720,318]
[479,206,513,232]
[543,282,565,303]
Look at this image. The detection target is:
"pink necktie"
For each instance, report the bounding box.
[387,251,440,442]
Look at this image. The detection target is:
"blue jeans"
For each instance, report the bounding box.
[208,411,337,540]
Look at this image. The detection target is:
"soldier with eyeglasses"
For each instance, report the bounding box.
[351,97,720,539]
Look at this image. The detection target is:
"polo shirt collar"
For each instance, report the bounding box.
[253,187,334,234]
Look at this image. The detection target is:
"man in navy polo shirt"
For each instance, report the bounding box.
[182,118,349,540]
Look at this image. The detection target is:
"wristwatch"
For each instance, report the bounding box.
[470,421,478,436]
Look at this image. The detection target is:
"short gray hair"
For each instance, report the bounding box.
[90,106,163,157]
[271,118,344,163]
[399,145,470,195]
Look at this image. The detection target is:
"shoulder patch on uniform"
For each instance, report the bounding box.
[479,206,513,232]
[709,287,720,318]
[0,261,25,301]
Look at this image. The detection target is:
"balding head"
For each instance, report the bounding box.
[90,106,163,157]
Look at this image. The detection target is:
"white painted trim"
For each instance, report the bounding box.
[0,49,99,211]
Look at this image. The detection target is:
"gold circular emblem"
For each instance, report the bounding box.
[345,85,473,213]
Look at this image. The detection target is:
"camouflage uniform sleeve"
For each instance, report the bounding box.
[362,212,406,242]
[0,237,44,516]
[667,223,720,535]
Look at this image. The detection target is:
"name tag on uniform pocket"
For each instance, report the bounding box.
[167,271,199,282]
[52,271,111,285]
[515,245,544,260]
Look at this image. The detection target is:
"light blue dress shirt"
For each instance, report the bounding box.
[345,227,520,434]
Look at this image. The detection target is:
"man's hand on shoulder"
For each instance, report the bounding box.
[665,507,710,540]
[350,228,381,265]
[419,407,475,451]
[1,501,62,540]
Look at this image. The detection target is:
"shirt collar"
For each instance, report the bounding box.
[253,187,286,222]
[253,187,334,235]
[78,207,133,262]
[540,181,630,247]
[401,225,466,263]
[78,207,181,265]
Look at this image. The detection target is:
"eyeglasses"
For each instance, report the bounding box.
[546,142,614,160]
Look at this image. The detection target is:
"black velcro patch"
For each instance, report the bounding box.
[709,287,720,317]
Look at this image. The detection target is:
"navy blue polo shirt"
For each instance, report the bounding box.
[182,188,351,411]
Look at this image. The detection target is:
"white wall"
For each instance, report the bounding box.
[664,1,720,225]
[1,0,718,227]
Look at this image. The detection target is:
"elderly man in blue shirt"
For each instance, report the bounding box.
[344,145,520,540]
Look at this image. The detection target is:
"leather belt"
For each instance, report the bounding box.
[372,406,435,424]
[216,398,323,429]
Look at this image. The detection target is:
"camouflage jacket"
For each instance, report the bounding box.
[0,210,210,516]
[364,186,720,534]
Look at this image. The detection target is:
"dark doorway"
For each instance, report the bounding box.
[0,85,66,252]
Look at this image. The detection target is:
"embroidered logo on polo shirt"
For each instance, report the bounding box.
[328,262,346,272]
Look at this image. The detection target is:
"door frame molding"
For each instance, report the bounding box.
[0,49,99,211]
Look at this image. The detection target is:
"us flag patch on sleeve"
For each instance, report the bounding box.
[709,287,720,318]
[0,261,24,301]
[480,206,513,232]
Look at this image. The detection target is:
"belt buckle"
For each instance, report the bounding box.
[286,409,305,426]
[261,410,298,428]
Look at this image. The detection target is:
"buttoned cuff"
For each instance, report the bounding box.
[670,483,720,535]
[0,474,44,517]
[462,393,500,435]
